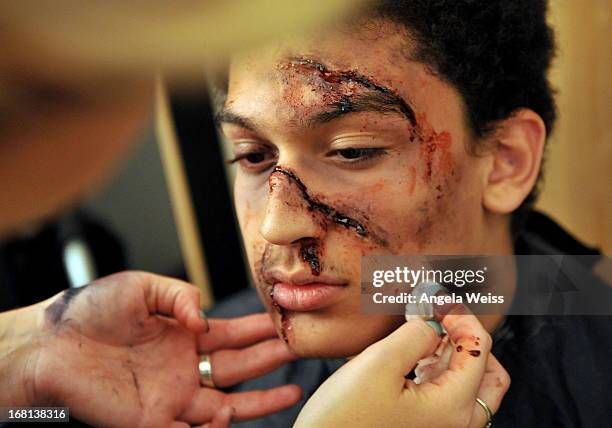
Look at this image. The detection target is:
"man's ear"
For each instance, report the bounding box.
[482,109,546,214]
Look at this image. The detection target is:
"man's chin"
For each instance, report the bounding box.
[268,307,403,358]
[280,323,373,358]
[286,340,365,359]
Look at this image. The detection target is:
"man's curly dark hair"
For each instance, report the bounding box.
[373,0,557,235]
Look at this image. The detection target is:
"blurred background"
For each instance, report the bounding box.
[536,0,611,254]
[85,130,182,275]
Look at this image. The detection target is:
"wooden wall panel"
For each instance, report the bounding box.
[537,0,611,253]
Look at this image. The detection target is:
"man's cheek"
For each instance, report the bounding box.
[354,165,464,254]
[409,161,472,251]
[235,190,267,254]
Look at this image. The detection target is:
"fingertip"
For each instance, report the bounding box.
[210,405,234,428]
[199,309,211,330]
[271,339,299,360]
[219,405,234,420]
[190,308,208,332]
[289,389,303,406]
[281,384,303,404]
[434,301,470,321]
[201,317,210,333]
[424,319,444,336]
[406,319,441,349]
[183,289,208,333]
[369,319,441,377]
[290,384,303,400]
[190,316,209,334]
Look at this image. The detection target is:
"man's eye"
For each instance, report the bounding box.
[338,148,363,159]
[245,152,266,163]
[333,148,387,162]
[228,150,277,172]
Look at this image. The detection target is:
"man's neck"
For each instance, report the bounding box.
[476,219,517,333]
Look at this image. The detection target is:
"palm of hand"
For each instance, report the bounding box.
[34,276,202,428]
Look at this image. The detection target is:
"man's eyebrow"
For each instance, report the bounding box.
[215,109,257,132]
[307,92,414,127]
[286,57,417,126]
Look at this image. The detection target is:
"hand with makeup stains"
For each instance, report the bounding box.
[0,271,301,427]
[296,304,510,428]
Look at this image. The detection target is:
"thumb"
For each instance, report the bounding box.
[197,406,234,428]
[361,319,441,380]
[139,271,209,333]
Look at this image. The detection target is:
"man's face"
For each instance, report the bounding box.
[220,21,489,357]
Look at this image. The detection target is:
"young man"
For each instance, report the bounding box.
[211,1,612,426]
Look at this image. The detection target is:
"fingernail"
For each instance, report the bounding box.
[425,320,444,336]
[200,310,210,332]
[433,290,464,320]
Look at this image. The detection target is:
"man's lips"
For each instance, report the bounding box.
[265,271,347,312]
[272,282,346,311]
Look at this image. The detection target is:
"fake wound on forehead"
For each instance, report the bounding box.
[280,56,417,126]
[270,166,388,247]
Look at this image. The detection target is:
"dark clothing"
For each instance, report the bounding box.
[210,212,612,427]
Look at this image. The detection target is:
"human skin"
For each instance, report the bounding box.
[220,21,532,358]
[295,307,510,428]
[0,271,302,427]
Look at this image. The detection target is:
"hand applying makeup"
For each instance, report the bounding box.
[295,303,510,428]
[0,271,301,427]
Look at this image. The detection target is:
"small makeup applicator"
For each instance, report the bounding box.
[405,281,453,384]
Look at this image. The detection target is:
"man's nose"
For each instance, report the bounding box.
[259,170,322,245]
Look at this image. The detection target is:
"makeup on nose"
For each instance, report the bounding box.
[259,167,323,246]
[270,166,371,237]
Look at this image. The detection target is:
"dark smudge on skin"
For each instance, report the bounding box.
[129,365,144,409]
[45,286,87,326]
[269,286,289,344]
[271,166,388,247]
[284,57,417,126]
[299,238,322,276]
[256,244,290,343]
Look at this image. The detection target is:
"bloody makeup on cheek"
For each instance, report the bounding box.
[270,166,388,248]
[410,111,464,249]
[300,238,321,276]
[415,112,454,183]
[254,243,291,343]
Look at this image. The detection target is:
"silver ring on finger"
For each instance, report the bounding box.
[198,354,216,388]
[475,397,493,428]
